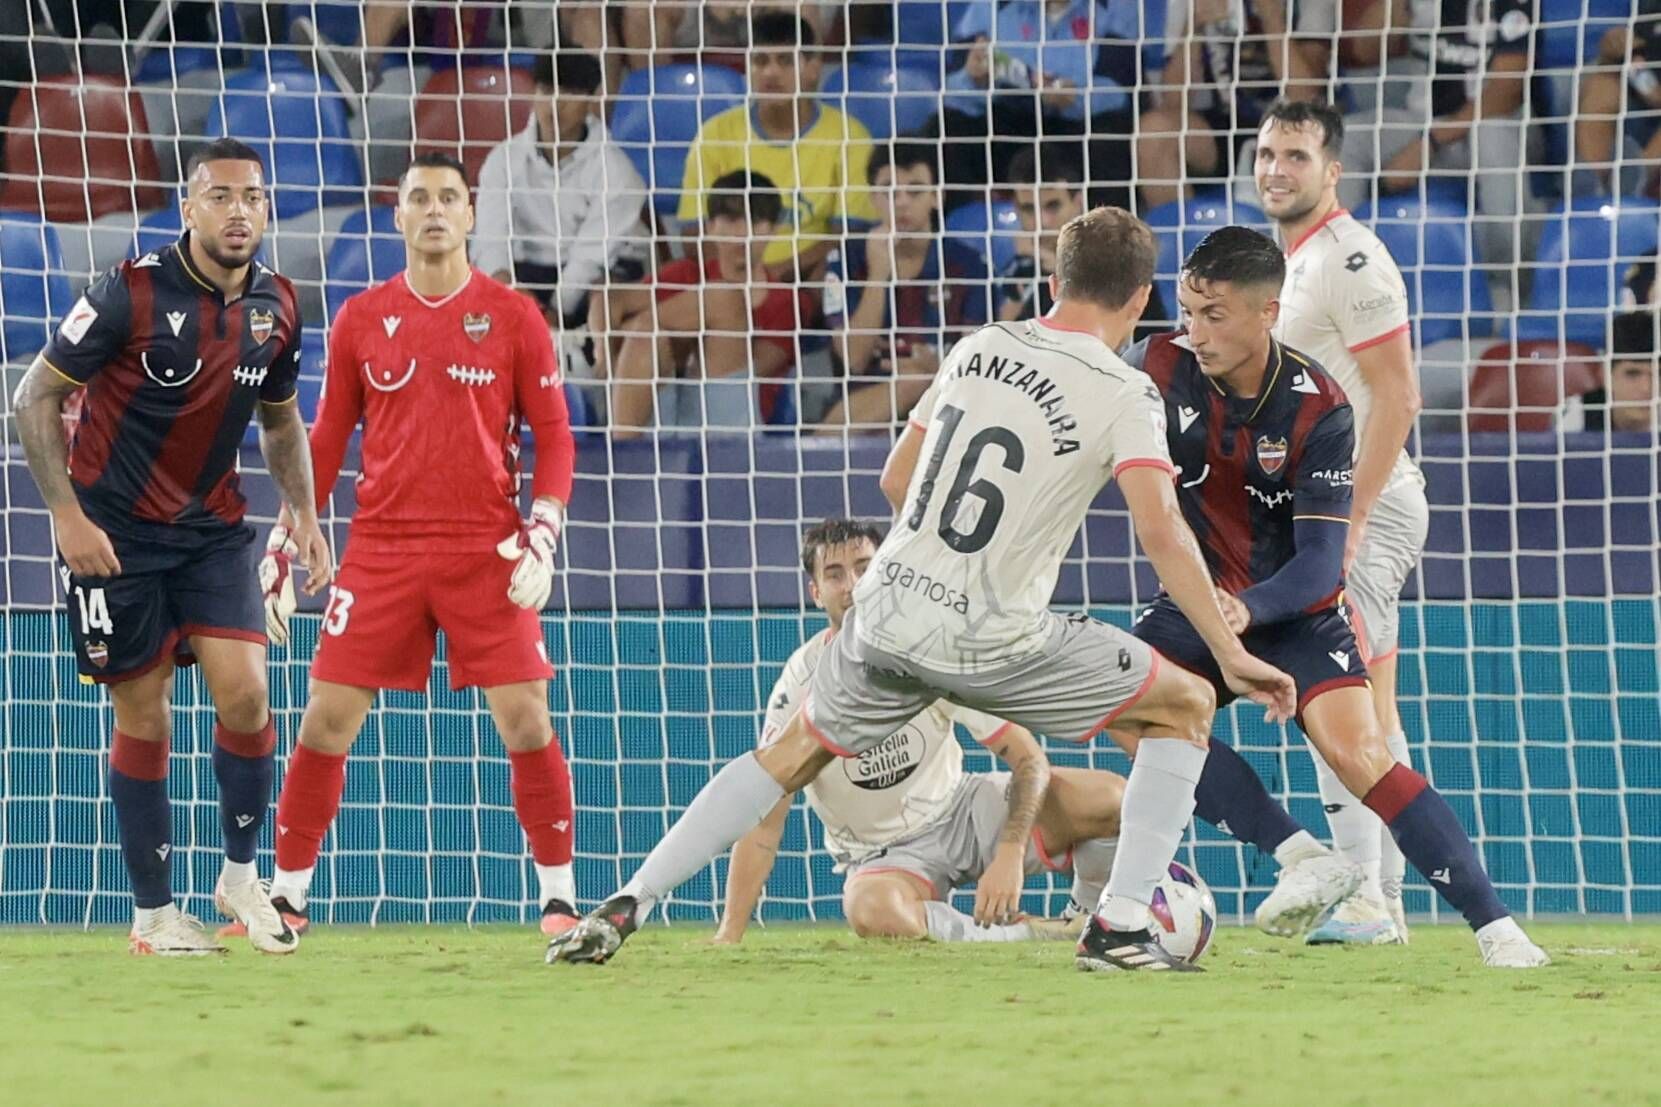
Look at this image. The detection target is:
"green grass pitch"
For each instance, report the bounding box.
[4,922,1659,1105]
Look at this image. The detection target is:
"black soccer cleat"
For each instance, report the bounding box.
[1075,917,1203,973]
[545,894,640,966]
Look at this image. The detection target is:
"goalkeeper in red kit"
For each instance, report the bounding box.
[246,152,580,939]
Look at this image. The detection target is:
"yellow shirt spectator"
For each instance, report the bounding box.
[678,103,878,268]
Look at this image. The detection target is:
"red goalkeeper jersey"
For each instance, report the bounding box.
[312,269,574,553]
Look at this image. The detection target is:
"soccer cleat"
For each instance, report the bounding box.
[1254,854,1363,938]
[1381,879,1411,944]
[539,898,581,938]
[1304,893,1404,946]
[213,873,300,955]
[1075,917,1202,973]
[130,906,227,957]
[545,894,640,965]
[216,895,310,940]
[1477,920,1551,968]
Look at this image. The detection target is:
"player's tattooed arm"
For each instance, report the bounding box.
[12,355,121,576]
[976,724,1051,926]
[258,399,334,591]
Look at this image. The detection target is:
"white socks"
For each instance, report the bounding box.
[536,862,576,908]
[270,866,314,911]
[923,901,1033,942]
[133,903,176,931]
[1379,731,1411,900]
[220,859,257,886]
[1098,738,1207,932]
[1273,828,1330,869]
[1311,741,1384,900]
[1069,836,1119,912]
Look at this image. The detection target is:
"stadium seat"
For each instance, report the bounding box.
[0,213,73,365]
[1466,339,1602,432]
[1518,195,1661,347]
[0,75,167,223]
[284,1,365,46]
[324,205,404,322]
[610,64,746,217]
[819,63,941,141]
[1144,197,1268,325]
[413,65,536,189]
[203,65,360,218]
[1536,0,1631,69]
[944,199,1022,275]
[130,4,245,82]
[1355,196,1495,346]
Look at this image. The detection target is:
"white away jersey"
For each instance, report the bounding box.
[761,629,1009,864]
[1276,209,1422,488]
[853,318,1172,673]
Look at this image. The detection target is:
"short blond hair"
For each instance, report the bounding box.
[1054,206,1156,311]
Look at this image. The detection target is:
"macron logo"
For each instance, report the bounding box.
[1292,372,1320,395]
[1177,405,1200,433]
[383,315,401,338]
[1431,868,1452,885]
[235,814,255,828]
[167,310,187,336]
[277,825,290,836]
[1328,650,1350,670]
[551,820,570,833]
[155,843,171,860]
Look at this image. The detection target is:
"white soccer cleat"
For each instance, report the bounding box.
[129,905,227,957]
[1382,880,1411,944]
[214,872,300,955]
[1477,919,1550,968]
[1254,854,1363,938]
[1304,893,1404,946]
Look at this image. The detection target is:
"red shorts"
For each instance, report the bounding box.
[310,549,553,692]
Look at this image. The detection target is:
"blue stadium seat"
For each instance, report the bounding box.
[1144,197,1268,325]
[1536,0,1631,69]
[324,206,404,322]
[1519,195,1661,347]
[0,214,73,364]
[944,199,1022,275]
[820,63,941,141]
[1355,196,1496,346]
[284,1,365,46]
[610,64,747,217]
[130,4,245,82]
[203,65,361,218]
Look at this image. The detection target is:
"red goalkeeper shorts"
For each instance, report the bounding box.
[310,548,554,692]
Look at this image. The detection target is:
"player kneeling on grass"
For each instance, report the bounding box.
[715,519,1124,946]
[1121,227,1548,968]
[248,153,581,941]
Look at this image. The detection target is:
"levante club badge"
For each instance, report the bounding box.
[463,313,491,342]
[248,308,274,344]
[85,641,109,668]
[1256,435,1288,476]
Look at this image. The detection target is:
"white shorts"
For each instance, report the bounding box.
[1347,475,1430,663]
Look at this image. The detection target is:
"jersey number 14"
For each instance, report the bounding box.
[906,403,1025,554]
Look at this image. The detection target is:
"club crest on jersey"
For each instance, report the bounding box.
[85,641,109,668]
[463,313,491,342]
[248,308,274,344]
[1256,435,1288,475]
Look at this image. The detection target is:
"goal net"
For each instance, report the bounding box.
[0,0,1656,927]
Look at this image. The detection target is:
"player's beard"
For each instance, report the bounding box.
[1266,186,1321,226]
[200,233,259,271]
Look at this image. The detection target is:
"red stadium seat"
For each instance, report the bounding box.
[1466,340,1603,432]
[0,75,166,223]
[412,65,536,187]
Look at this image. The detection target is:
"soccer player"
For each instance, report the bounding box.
[11,138,331,956]
[257,153,579,939]
[1123,226,1548,968]
[551,207,1299,973]
[1255,98,1425,945]
[715,519,1125,946]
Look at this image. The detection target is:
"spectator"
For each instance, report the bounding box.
[939,0,1141,208]
[1623,250,1659,309]
[1574,2,1661,199]
[1138,0,1329,211]
[817,142,991,431]
[607,170,810,436]
[1581,312,1660,433]
[1336,0,1533,266]
[473,51,649,331]
[995,145,1086,322]
[677,11,878,277]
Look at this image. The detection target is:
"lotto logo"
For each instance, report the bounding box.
[447,364,497,387]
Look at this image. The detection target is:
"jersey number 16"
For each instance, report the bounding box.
[906,403,1025,554]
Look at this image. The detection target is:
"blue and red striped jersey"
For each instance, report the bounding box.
[1126,331,1355,607]
[41,234,302,535]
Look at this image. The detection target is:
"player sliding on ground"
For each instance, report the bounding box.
[1256,99,1428,946]
[551,206,1300,973]
[11,138,331,955]
[248,153,581,940]
[1121,226,1548,968]
[715,519,1125,946]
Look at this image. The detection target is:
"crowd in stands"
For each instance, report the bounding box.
[0,0,1658,437]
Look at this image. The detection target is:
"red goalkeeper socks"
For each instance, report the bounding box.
[508,738,574,866]
[274,744,348,874]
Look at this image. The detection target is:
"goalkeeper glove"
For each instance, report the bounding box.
[259,524,299,646]
[496,499,564,611]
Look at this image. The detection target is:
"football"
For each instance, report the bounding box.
[1148,860,1218,963]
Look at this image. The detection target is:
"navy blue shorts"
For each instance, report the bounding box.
[61,523,263,683]
[1131,598,1370,722]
